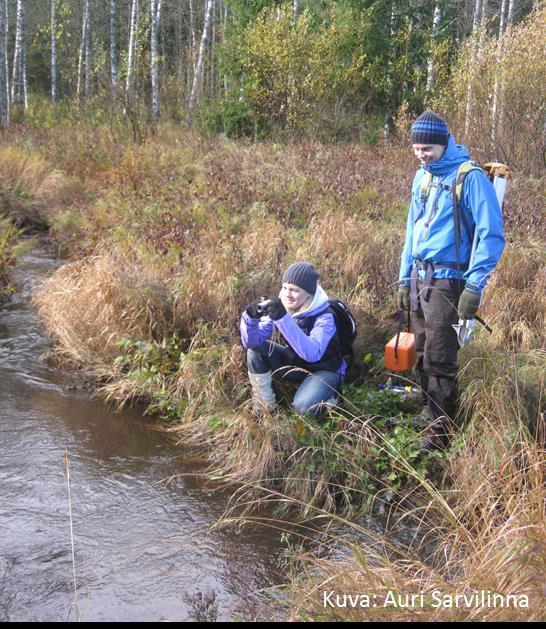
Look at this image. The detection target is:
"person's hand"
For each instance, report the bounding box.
[266,297,287,321]
[397,286,410,311]
[458,288,481,319]
[245,299,263,320]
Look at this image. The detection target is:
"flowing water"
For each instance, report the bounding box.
[0,248,287,622]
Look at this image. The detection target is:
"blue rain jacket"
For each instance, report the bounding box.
[399,135,505,294]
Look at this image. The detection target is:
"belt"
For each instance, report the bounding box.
[410,259,468,310]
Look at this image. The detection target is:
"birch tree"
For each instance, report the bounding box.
[464,0,483,136]
[425,4,442,98]
[292,0,301,21]
[126,0,139,96]
[110,0,118,87]
[150,0,162,119]
[496,0,516,145]
[51,0,57,102]
[491,0,508,147]
[0,0,8,125]
[84,0,91,97]
[11,0,26,111]
[222,0,228,94]
[383,1,396,137]
[77,0,91,98]
[189,0,196,64]
[3,0,7,114]
[507,0,516,24]
[186,0,214,122]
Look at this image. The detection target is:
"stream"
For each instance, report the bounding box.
[0,247,287,622]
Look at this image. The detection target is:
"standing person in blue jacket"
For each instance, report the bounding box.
[397,111,505,450]
[240,261,345,417]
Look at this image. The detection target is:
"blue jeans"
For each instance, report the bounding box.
[247,341,343,417]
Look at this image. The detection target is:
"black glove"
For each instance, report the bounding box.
[458,288,481,319]
[266,297,287,321]
[397,286,410,311]
[245,299,263,320]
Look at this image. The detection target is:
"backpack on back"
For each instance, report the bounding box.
[328,299,358,367]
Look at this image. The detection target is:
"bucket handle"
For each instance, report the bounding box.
[394,310,411,361]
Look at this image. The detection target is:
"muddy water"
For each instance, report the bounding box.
[0,248,286,622]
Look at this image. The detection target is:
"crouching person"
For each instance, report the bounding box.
[240,262,345,417]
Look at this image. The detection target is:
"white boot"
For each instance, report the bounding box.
[323,395,339,409]
[248,371,276,413]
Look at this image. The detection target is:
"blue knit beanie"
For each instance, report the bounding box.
[411,111,449,146]
[282,262,320,295]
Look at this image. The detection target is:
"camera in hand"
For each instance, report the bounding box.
[256,298,273,315]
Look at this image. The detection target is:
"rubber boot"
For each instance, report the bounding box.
[248,371,276,414]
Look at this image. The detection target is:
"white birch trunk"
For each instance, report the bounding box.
[110,0,118,87]
[150,0,162,119]
[507,0,515,24]
[464,0,483,136]
[209,0,215,98]
[4,0,8,116]
[292,0,301,20]
[76,6,87,98]
[11,0,26,110]
[0,0,8,124]
[84,0,91,98]
[491,0,508,147]
[496,0,516,141]
[51,0,57,102]
[186,0,214,122]
[189,0,196,65]
[479,0,489,44]
[383,1,396,137]
[223,0,228,94]
[425,5,441,96]
[126,0,139,95]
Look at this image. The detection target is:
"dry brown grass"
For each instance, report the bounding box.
[0,146,81,227]
[481,240,546,352]
[34,248,174,367]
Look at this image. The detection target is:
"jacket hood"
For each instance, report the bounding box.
[425,135,471,176]
[281,284,330,319]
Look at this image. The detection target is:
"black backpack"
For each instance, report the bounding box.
[328,299,358,367]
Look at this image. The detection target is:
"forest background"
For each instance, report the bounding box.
[0,0,543,170]
[0,0,544,622]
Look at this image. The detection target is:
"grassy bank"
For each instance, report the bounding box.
[1,116,544,619]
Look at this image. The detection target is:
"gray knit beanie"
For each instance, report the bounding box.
[282,262,320,295]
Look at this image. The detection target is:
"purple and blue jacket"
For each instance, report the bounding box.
[240,285,346,377]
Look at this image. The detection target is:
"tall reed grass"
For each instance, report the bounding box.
[0,217,31,293]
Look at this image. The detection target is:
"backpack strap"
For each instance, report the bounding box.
[452,160,483,290]
[419,170,433,217]
[453,160,482,242]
